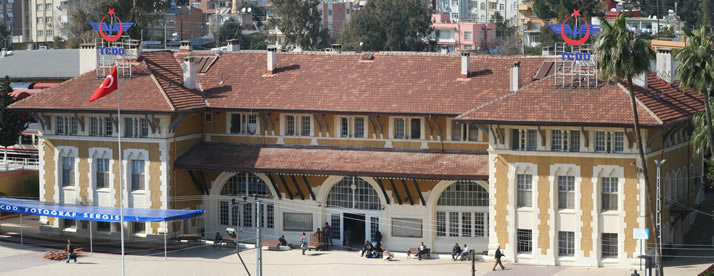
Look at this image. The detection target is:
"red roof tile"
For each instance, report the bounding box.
[175,142,488,179]
[10,51,206,112]
[458,73,704,126]
[198,52,546,115]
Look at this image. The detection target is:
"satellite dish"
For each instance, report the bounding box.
[242,7,246,12]
[247,7,252,13]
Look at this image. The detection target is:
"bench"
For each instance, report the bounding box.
[262,240,280,250]
[222,236,237,248]
[407,247,430,259]
[178,233,201,243]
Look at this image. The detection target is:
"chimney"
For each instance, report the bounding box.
[267,46,277,74]
[79,43,97,74]
[226,39,240,52]
[180,40,192,53]
[633,72,648,89]
[0,48,6,57]
[656,48,673,83]
[460,51,470,78]
[331,44,342,53]
[510,61,521,92]
[183,56,197,89]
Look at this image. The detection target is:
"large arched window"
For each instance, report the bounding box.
[218,173,274,229]
[436,180,489,238]
[438,180,488,206]
[327,177,380,210]
[221,173,271,198]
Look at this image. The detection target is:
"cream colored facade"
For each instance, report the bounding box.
[28,0,68,46]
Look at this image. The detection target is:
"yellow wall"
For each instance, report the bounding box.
[493,154,640,257]
[0,171,36,197]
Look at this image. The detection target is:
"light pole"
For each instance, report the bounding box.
[520,17,526,54]
[654,159,665,276]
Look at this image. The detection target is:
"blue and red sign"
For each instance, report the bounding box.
[548,9,600,61]
[88,9,134,55]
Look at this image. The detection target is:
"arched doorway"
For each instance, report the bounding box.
[433,180,489,253]
[215,173,275,238]
[325,176,383,249]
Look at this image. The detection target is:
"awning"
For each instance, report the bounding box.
[0,197,204,222]
[175,142,488,180]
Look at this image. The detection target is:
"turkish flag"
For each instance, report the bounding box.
[89,66,118,102]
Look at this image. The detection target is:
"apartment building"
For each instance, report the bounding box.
[435,0,520,24]
[9,44,704,267]
[432,13,497,52]
[317,1,354,38]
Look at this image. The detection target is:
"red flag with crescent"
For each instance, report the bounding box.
[89,66,118,102]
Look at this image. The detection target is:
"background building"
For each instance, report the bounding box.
[435,0,521,24]
[432,13,497,52]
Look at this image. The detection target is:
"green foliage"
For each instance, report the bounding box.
[691,100,714,156]
[217,18,242,46]
[52,36,64,49]
[340,0,431,51]
[525,46,542,55]
[595,14,655,84]
[532,0,600,23]
[65,0,176,42]
[268,0,330,50]
[490,12,515,39]
[0,76,29,150]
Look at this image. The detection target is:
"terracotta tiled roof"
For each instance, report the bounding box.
[9,65,175,112]
[457,73,704,126]
[175,142,488,179]
[9,51,206,112]
[198,52,546,115]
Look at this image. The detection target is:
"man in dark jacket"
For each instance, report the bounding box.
[374,229,383,249]
[451,243,462,261]
[360,240,374,257]
[65,240,77,263]
[493,246,506,271]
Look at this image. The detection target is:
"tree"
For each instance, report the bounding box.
[268,0,330,50]
[691,99,714,157]
[53,36,65,49]
[217,18,242,47]
[675,27,714,162]
[532,0,600,23]
[594,13,661,276]
[0,76,29,164]
[340,0,431,51]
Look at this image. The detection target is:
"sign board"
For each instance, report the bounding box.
[88,8,134,55]
[633,228,649,240]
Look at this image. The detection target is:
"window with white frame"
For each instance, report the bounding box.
[56,116,65,135]
[62,156,75,187]
[89,117,114,137]
[448,212,459,237]
[601,177,618,211]
[438,180,488,206]
[124,118,150,138]
[436,211,446,236]
[517,229,532,253]
[601,233,618,258]
[338,116,367,138]
[614,131,624,152]
[284,114,312,136]
[220,201,229,225]
[95,158,109,189]
[230,113,259,135]
[393,117,421,139]
[55,116,79,135]
[558,231,574,257]
[570,130,580,152]
[511,129,537,150]
[131,160,145,191]
[451,120,480,142]
[326,177,380,210]
[461,212,471,237]
[517,174,532,207]
[436,181,489,238]
[301,116,311,136]
[435,211,488,238]
[286,115,296,135]
[527,130,537,150]
[595,131,606,152]
[558,175,575,209]
[219,173,274,229]
[464,31,473,41]
[552,130,562,151]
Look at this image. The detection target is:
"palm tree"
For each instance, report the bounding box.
[594,13,661,275]
[675,27,714,161]
[691,99,714,157]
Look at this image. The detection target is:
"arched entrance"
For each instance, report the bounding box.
[324,176,383,249]
[432,180,489,253]
[214,173,275,238]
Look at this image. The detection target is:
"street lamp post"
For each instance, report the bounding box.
[521,17,526,54]
[654,159,666,276]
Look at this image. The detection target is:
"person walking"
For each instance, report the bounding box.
[300,232,308,255]
[493,246,506,271]
[374,229,383,248]
[324,223,332,246]
[65,240,77,263]
[451,243,462,261]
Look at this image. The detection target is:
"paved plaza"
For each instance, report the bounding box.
[0,238,709,276]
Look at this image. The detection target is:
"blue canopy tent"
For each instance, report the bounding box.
[0,197,204,258]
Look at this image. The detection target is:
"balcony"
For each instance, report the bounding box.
[0,157,40,172]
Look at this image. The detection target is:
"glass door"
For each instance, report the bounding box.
[326,212,342,246]
[367,215,380,245]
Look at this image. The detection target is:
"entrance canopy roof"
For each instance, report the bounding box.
[0,197,204,222]
[175,142,488,180]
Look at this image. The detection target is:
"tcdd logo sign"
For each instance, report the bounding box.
[547,9,600,61]
[88,8,134,55]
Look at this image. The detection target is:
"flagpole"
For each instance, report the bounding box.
[116,59,125,276]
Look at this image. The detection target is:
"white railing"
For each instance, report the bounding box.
[0,157,40,172]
